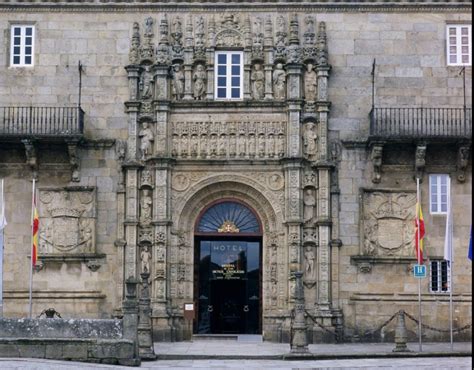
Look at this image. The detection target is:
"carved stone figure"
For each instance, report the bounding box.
[304,64,317,102]
[140,189,153,223]
[141,245,152,273]
[371,144,383,183]
[415,144,427,180]
[304,247,316,280]
[140,67,153,99]
[457,145,470,182]
[139,122,154,160]
[251,64,265,100]
[193,64,207,100]
[145,17,154,37]
[171,64,185,100]
[303,188,316,224]
[303,122,318,161]
[273,64,287,100]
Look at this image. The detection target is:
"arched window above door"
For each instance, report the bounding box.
[196,201,262,235]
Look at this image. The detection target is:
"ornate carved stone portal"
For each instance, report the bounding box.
[123,13,335,342]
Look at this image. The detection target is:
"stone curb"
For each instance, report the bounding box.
[156,351,472,361]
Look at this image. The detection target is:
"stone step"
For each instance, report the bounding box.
[192,334,263,342]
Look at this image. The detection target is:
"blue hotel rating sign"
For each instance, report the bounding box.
[414,264,427,278]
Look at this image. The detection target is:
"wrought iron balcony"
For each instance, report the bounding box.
[370,107,472,142]
[0,106,84,141]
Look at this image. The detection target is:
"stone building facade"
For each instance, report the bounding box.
[0,1,471,342]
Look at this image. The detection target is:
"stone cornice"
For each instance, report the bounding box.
[0,1,471,13]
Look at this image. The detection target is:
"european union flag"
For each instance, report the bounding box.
[469,227,472,261]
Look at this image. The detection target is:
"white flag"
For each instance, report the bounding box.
[444,192,453,265]
[0,179,6,231]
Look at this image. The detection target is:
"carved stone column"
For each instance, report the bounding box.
[125,102,140,162]
[138,272,157,360]
[289,272,310,355]
[126,65,141,102]
[316,165,332,312]
[264,16,274,100]
[122,277,141,366]
[124,163,142,280]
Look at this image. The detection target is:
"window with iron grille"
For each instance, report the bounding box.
[10,25,35,67]
[447,24,472,66]
[429,174,450,215]
[215,52,243,100]
[430,260,451,293]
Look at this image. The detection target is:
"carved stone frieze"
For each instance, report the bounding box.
[38,187,96,255]
[361,190,416,257]
[170,119,286,160]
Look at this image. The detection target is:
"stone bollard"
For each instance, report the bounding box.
[138,272,157,360]
[122,277,141,366]
[287,272,311,357]
[393,310,411,353]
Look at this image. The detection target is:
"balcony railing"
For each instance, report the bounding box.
[0,106,84,138]
[370,107,472,140]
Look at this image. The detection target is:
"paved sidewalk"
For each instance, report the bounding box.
[154,341,472,360]
[0,357,472,369]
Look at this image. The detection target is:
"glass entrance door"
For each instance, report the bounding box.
[196,240,261,334]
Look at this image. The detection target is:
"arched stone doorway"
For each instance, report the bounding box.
[193,199,263,335]
[171,176,286,339]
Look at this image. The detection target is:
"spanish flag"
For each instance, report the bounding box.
[32,192,39,268]
[415,202,426,264]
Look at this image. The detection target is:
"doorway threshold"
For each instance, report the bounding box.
[192,334,263,342]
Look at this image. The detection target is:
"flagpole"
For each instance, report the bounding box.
[28,179,36,319]
[417,177,422,352]
[449,191,454,351]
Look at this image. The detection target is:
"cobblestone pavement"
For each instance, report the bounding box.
[0,357,471,369]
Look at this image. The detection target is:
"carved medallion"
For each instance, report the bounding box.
[267,173,284,191]
[172,174,190,192]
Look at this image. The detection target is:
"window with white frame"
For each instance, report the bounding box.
[10,25,35,67]
[430,260,451,293]
[215,52,243,100]
[447,24,472,66]
[429,174,450,215]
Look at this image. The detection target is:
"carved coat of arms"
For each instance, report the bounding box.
[362,191,416,257]
[38,188,96,255]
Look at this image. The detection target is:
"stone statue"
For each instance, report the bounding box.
[196,16,205,35]
[303,188,316,224]
[273,64,287,100]
[140,189,153,223]
[304,247,316,279]
[139,122,154,160]
[303,122,318,161]
[251,64,265,100]
[193,64,207,100]
[304,64,317,102]
[171,64,185,100]
[140,67,153,99]
[141,245,152,273]
[145,17,154,37]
